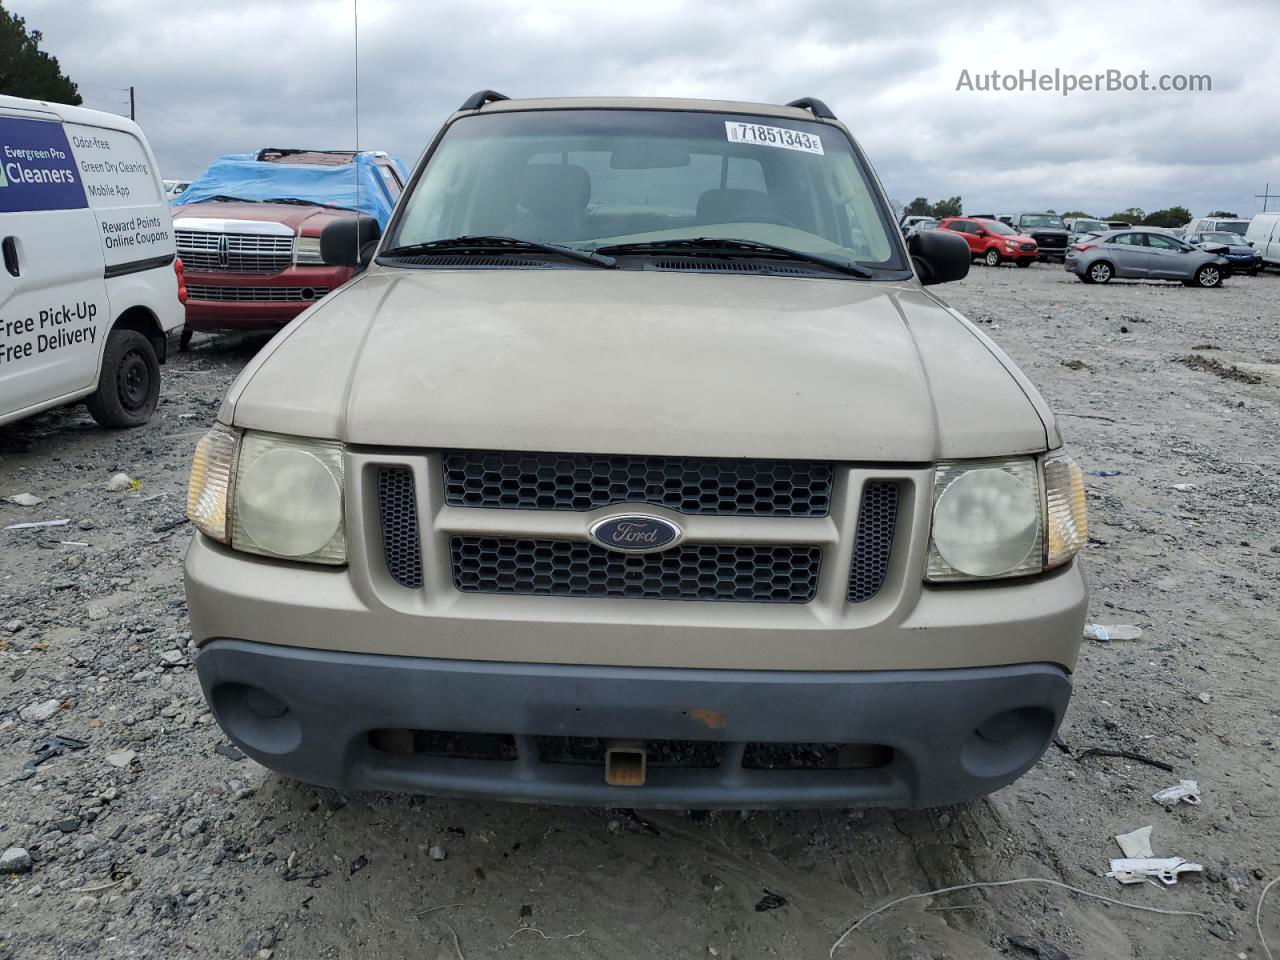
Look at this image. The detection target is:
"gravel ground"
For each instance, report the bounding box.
[1,263,1277,960]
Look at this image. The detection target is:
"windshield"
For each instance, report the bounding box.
[1073,220,1105,233]
[387,109,906,274]
[1204,232,1242,244]
[1019,214,1067,228]
[977,220,1016,235]
[1212,220,1249,236]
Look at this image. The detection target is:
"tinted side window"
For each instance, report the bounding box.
[1146,234,1182,250]
[1113,233,1145,246]
[949,220,974,234]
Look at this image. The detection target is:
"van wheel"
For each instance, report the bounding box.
[984,248,1001,267]
[179,327,193,352]
[87,329,161,428]
[1087,261,1113,283]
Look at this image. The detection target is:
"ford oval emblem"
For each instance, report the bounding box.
[589,514,683,553]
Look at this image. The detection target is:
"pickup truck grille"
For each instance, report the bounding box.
[442,450,833,517]
[176,229,294,274]
[1029,232,1067,250]
[450,536,822,603]
[372,459,908,607]
[185,285,329,303]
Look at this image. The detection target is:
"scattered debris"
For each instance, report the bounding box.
[829,877,1207,955]
[105,473,136,492]
[1083,623,1143,642]
[1152,780,1201,807]
[1087,470,1121,477]
[153,517,190,533]
[4,518,72,530]
[1172,483,1198,492]
[1076,748,1174,773]
[214,743,245,761]
[1107,858,1203,886]
[1206,923,1234,942]
[14,734,88,781]
[755,890,788,912]
[4,493,44,506]
[1008,933,1070,960]
[104,749,137,768]
[349,855,368,875]
[507,926,587,942]
[428,845,447,862]
[1115,826,1155,859]
[1174,354,1263,385]
[1060,359,1090,371]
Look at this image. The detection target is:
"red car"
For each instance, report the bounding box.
[937,217,1038,267]
[172,149,404,347]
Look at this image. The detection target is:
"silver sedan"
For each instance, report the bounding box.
[1064,228,1229,287]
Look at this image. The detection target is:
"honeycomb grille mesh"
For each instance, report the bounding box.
[847,482,899,603]
[377,467,423,588]
[450,536,821,603]
[442,450,833,517]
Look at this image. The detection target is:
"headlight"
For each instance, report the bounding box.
[185,427,346,564]
[926,451,1086,582]
[294,235,324,264]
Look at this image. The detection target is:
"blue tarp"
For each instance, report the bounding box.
[174,151,406,227]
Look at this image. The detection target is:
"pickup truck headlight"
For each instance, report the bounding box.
[294,235,325,265]
[185,427,346,564]
[926,452,1086,582]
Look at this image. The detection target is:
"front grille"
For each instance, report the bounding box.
[1019,242,1036,252]
[377,467,422,588]
[185,284,330,303]
[442,450,833,517]
[1030,233,1067,249]
[848,482,899,603]
[176,229,293,274]
[450,536,821,603]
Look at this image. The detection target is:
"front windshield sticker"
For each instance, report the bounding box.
[724,121,824,155]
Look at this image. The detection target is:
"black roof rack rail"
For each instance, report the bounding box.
[458,90,510,111]
[785,97,837,120]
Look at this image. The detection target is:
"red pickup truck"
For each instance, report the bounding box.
[937,217,1039,267]
[172,149,404,347]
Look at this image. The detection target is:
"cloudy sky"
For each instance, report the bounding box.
[14,0,1280,218]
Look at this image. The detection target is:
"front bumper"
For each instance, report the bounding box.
[196,639,1073,809]
[181,265,352,331]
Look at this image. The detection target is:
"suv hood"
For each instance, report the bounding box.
[223,269,1056,461]
[171,200,351,235]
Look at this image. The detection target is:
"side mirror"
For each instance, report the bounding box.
[909,228,970,285]
[321,215,382,268]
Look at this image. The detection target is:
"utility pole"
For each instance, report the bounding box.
[1257,182,1280,213]
[129,86,135,121]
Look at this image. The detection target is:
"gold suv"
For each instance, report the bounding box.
[184,92,1088,808]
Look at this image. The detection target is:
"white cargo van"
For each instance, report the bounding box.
[0,95,183,428]
[1245,212,1280,270]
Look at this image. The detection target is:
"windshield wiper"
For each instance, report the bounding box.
[594,237,873,278]
[200,195,257,203]
[379,235,616,268]
[262,197,356,212]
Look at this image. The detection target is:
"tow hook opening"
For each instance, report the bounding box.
[605,740,647,786]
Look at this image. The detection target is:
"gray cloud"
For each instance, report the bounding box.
[15,0,1280,218]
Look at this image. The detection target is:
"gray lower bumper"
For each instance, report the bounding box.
[196,640,1072,809]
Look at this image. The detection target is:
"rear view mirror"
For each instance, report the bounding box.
[609,140,691,169]
[321,215,382,269]
[909,228,970,285]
